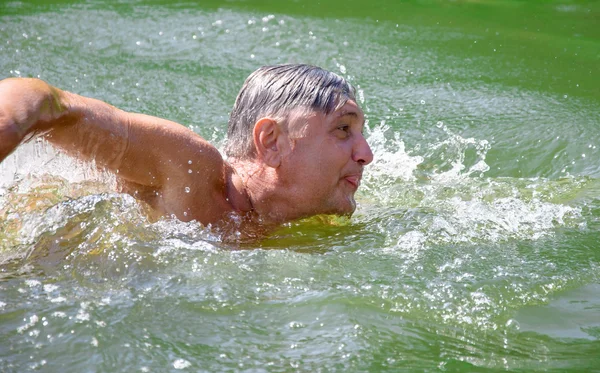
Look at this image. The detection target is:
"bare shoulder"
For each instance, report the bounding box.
[120,114,234,224]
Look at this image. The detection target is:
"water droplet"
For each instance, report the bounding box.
[339,65,346,74]
[188,169,192,174]
[185,187,190,193]
[173,359,191,369]
[436,121,444,128]
[288,321,304,329]
[420,100,426,104]
[505,319,520,330]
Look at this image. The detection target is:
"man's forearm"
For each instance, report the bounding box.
[0,78,71,162]
[0,78,130,169]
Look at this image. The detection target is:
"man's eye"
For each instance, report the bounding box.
[334,124,352,139]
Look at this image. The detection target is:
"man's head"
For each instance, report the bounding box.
[224,64,373,222]
[225,64,357,160]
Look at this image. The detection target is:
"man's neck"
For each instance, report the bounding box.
[230,159,301,227]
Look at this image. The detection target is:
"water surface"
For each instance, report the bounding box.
[1,0,600,371]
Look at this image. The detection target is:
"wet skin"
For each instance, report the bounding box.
[276,101,374,218]
[0,78,373,238]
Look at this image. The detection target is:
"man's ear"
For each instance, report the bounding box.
[253,118,286,168]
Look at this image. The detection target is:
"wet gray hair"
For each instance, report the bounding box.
[225,64,357,160]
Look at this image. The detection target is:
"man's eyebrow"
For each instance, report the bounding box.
[337,111,359,118]
[336,111,365,127]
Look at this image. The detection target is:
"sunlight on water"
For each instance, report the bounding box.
[1,0,600,371]
[361,122,584,249]
[1,122,593,350]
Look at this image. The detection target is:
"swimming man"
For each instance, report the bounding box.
[0,64,373,236]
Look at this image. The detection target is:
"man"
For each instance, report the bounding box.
[0,64,373,237]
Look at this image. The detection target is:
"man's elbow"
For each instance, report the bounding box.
[0,122,22,162]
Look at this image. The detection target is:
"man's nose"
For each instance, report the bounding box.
[352,134,374,166]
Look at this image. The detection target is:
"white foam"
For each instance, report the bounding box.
[173,359,191,369]
[365,123,583,248]
[364,122,424,186]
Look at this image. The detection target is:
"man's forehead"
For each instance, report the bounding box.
[285,100,364,135]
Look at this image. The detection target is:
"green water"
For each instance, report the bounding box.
[1,0,600,371]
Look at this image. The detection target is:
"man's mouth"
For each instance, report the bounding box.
[344,174,361,190]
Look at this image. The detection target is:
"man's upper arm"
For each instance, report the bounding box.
[0,78,228,221]
[46,92,227,205]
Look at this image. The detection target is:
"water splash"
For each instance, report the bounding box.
[363,121,424,184]
[361,122,583,249]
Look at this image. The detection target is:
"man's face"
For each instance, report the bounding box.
[278,100,374,218]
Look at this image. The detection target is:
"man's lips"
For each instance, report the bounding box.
[344,174,361,189]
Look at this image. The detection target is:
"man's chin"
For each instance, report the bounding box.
[334,196,357,216]
[347,195,357,213]
[315,194,357,217]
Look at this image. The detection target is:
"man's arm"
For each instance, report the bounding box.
[0,78,67,160]
[0,78,231,223]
